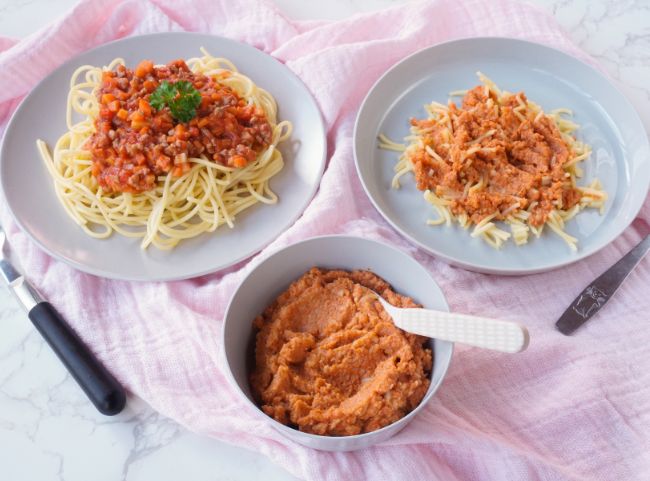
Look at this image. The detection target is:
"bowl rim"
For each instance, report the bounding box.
[220,234,454,442]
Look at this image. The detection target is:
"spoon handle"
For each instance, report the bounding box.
[394,309,529,353]
[556,234,650,335]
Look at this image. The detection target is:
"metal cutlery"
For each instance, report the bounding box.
[0,226,126,415]
[556,234,650,335]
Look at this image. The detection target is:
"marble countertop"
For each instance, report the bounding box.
[1,1,648,480]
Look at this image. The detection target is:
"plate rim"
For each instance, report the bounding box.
[0,32,327,282]
[353,36,650,275]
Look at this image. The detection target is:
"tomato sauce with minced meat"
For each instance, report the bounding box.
[410,86,583,227]
[87,60,273,193]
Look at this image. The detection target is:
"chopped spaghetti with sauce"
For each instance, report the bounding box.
[379,72,606,250]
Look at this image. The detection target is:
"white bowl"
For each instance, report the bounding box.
[221,235,453,451]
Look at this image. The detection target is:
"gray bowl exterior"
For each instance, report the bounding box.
[222,235,453,451]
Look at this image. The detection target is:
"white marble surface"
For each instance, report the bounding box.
[0,0,648,480]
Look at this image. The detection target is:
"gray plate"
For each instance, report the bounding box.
[0,33,326,281]
[354,37,650,275]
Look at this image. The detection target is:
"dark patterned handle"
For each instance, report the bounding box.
[557,235,650,334]
[569,284,609,321]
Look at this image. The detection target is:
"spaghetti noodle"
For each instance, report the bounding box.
[38,49,292,250]
[379,73,606,250]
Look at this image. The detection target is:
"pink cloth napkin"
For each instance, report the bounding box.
[2,0,649,479]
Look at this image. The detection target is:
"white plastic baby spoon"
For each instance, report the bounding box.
[371,291,529,353]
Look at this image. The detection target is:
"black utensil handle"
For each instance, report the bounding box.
[28,302,126,415]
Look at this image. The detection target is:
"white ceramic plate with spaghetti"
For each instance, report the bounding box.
[0,33,326,281]
[354,37,649,275]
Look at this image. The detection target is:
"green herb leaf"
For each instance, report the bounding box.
[149,80,202,123]
[149,80,173,111]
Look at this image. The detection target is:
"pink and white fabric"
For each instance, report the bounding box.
[1,0,649,479]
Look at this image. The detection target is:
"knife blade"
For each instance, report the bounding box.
[0,226,126,415]
[556,234,650,335]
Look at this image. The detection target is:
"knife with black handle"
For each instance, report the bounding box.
[556,234,650,335]
[0,228,126,415]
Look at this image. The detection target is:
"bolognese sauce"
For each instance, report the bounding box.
[409,85,583,227]
[250,268,432,436]
[87,59,273,193]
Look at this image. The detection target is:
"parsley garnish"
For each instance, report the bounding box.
[150,80,202,123]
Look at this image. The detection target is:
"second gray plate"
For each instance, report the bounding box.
[354,37,649,275]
